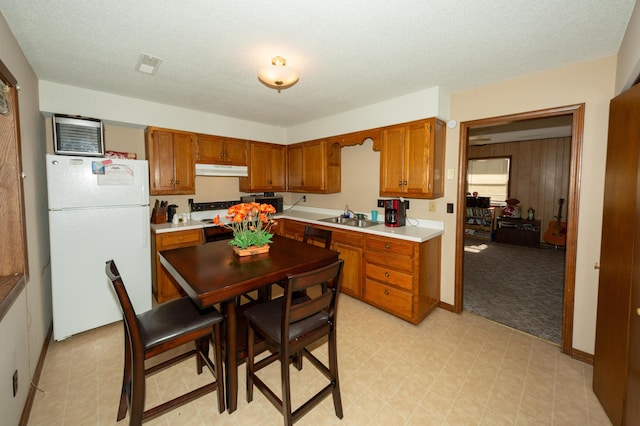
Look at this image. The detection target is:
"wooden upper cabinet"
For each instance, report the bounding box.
[379,117,445,199]
[145,127,197,195]
[239,142,286,192]
[197,134,246,165]
[287,139,340,193]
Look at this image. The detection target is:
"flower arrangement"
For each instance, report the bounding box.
[213,202,277,250]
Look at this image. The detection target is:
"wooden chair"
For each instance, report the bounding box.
[105,260,225,425]
[302,225,332,249]
[244,259,344,425]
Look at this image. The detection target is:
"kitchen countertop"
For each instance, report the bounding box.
[151,206,444,243]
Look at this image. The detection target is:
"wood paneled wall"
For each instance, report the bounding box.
[468,137,571,240]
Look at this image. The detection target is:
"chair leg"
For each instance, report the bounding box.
[281,348,294,426]
[129,355,146,425]
[117,330,132,421]
[246,325,255,403]
[328,329,343,419]
[195,337,209,375]
[213,323,225,413]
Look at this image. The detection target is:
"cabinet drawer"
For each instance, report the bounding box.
[365,263,413,291]
[331,228,363,247]
[366,251,413,273]
[157,229,203,249]
[364,279,412,320]
[366,236,414,257]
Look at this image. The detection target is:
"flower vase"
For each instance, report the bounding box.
[232,244,270,257]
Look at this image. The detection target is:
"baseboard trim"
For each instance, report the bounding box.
[438,301,456,312]
[19,324,53,426]
[571,347,594,365]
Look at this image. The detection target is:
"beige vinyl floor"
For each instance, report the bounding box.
[27,294,611,425]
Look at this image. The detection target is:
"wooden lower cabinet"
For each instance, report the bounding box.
[280,219,364,297]
[279,219,440,323]
[151,228,203,303]
[364,234,441,324]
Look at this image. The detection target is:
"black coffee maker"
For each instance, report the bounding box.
[384,199,407,227]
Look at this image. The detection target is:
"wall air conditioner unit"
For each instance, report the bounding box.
[195,163,248,177]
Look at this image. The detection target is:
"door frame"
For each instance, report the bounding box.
[454,104,585,357]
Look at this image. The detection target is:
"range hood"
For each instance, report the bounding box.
[195,163,248,177]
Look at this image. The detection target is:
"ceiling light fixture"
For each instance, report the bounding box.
[257,56,299,92]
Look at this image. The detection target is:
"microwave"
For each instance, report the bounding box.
[53,114,105,157]
[241,194,284,213]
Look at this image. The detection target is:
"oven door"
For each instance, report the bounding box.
[203,226,233,242]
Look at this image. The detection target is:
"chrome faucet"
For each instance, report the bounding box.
[344,205,358,218]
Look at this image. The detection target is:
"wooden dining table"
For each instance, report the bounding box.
[158,234,339,413]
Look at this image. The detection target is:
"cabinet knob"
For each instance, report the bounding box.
[384,289,390,296]
[398,180,403,186]
[175,180,180,184]
[403,180,408,185]
[385,243,391,249]
[170,179,175,184]
[384,271,390,278]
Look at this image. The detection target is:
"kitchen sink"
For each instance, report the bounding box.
[318,216,379,228]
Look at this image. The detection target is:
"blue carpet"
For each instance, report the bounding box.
[463,238,565,344]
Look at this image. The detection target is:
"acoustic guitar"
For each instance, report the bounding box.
[544,198,567,246]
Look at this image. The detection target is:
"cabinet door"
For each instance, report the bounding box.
[197,135,224,163]
[302,141,327,192]
[148,129,176,194]
[404,121,431,195]
[430,118,445,198]
[269,144,286,190]
[287,144,304,190]
[334,241,363,297]
[243,143,271,191]
[197,135,246,165]
[224,138,247,165]
[172,132,196,194]
[380,126,405,195]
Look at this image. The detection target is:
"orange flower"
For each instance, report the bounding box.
[213,215,221,225]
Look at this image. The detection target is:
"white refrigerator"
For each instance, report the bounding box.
[46,154,152,340]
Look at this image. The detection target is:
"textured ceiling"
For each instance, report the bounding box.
[0,1,636,127]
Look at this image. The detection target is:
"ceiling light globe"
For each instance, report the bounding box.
[258,56,299,92]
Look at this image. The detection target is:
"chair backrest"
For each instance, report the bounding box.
[303,226,332,249]
[283,259,343,334]
[105,260,143,353]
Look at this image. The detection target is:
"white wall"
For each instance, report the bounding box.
[39,80,287,144]
[0,12,50,424]
[616,0,640,93]
[448,56,617,355]
[286,86,450,142]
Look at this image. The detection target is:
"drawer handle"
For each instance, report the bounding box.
[384,289,389,295]
[385,243,391,249]
[385,272,390,278]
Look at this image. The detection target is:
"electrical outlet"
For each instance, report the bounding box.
[13,370,17,397]
[429,201,436,212]
[302,195,306,202]
[377,199,385,208]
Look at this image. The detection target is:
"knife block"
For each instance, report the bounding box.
[151,205,167,224]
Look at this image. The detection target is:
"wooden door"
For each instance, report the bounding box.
[148,129,176,194]
[224,138,247,165]
[197,134,224,163]
[404,121,431,195]
[269,144,286,190]
[301,141,326,192]
[287,144,303,190]
[172,132,196,194]
[594,82,640,425]
[380,126,405,195]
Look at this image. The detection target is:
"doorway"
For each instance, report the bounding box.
[454,104,585,356]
